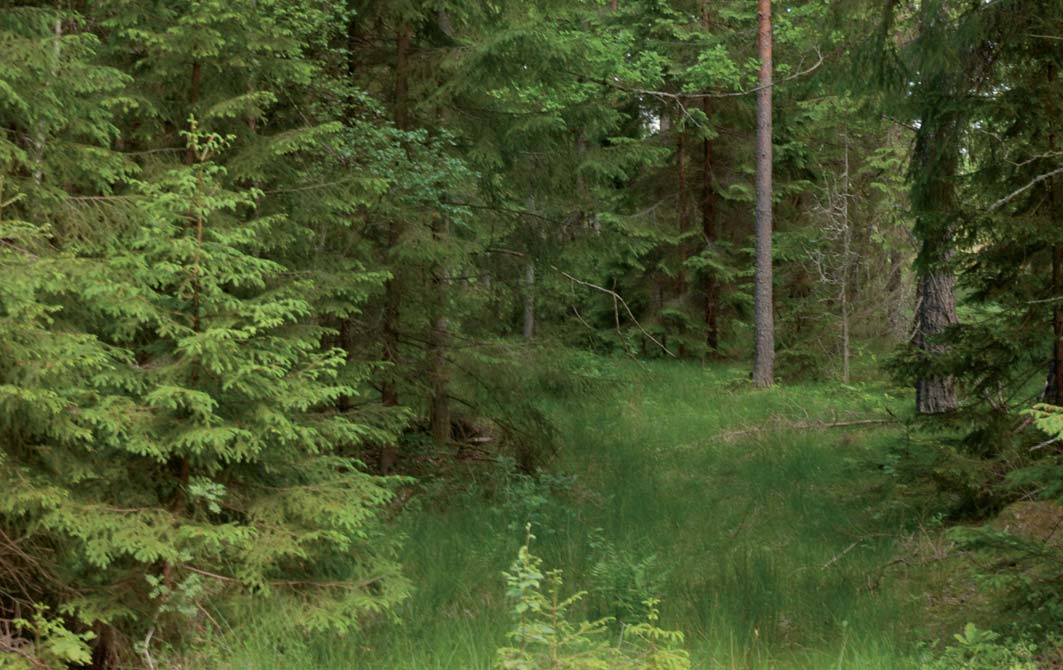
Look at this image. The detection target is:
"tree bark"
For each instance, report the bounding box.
[752,0,774,387]
[911,122,960,413]
[701,2,719,351]
[914,266,958,413]
[909,7,963,414]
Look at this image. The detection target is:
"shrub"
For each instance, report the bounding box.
[921,624,1038,670]
[496,530,689,670]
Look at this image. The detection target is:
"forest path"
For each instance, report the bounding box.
[222,357,923,670]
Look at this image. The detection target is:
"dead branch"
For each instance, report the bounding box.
[821,540,862,570]
[552,267,676,357]
[717,416,896,443]
[989,165,1063,212]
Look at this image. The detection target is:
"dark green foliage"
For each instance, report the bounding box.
[5,0,1063,664]
[0,2,410,663]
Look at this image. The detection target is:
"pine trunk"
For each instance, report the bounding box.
[752,0,774,387]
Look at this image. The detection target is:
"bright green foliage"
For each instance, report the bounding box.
[3,607,96,670]
[497,531,689,670]
[920,624,1038,670]
[0,1,409,662]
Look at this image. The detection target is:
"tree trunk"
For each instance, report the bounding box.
[1045,120,1063,406]
[915,266,958,413]
[701,2,720,352]
[1048,242,1062,405]
[912,117,960,413]
[886,248,904,341]
[752,0,774,387]
[840,131,851,384]
[677,126,689,297]
[428,222,450,445]
[523,261,535,340]
[379,23,412,472]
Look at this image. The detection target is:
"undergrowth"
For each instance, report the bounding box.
[194,353,953,670]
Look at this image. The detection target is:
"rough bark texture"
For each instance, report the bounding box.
[915,266,959,413]
[752,0,774,387]
[911,114,960,414]
[911,120,960,413]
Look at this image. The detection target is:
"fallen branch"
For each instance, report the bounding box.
[717,416,896,443]
[821,540,861,570]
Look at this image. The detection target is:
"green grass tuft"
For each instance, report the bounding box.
[209,357,928,670]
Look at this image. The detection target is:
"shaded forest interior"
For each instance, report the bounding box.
[2,1,1063,669]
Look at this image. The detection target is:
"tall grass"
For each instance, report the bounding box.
[210,357,924,670]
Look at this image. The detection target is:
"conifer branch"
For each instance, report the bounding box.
[988,165,1063,211]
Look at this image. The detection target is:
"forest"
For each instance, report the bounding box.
[1,0,1062,668]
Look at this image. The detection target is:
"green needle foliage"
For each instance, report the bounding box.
[498,531,690,670]
[3,0,1063,666]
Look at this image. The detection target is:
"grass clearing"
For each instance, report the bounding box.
[212,357,931,670]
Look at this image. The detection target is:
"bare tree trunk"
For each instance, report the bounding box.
[752,0,774,387]
[840,131,851,384]
[523,261,535,340]
[677,126,689,297]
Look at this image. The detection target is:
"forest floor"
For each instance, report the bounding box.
[215,356,947,670]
